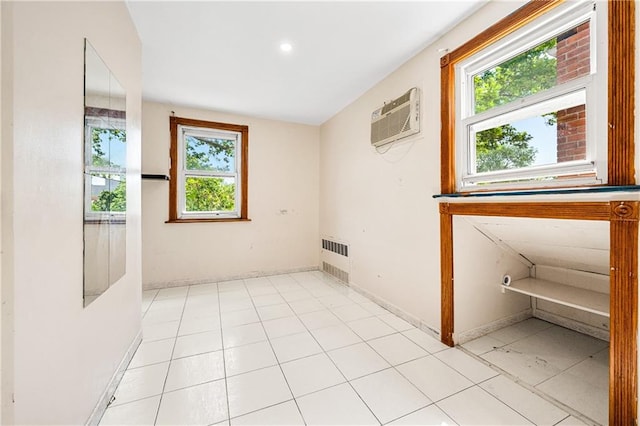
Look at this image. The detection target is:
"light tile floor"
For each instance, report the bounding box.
[463,318,609,426]
[101,271,596,425]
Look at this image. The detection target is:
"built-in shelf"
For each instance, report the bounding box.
[142,174,170,181]
[502,277,609,317]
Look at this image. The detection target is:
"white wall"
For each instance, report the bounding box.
[319,1,525,336]
[319,0,639,417]
[468,217,610,275]
[142,102,319,288]
[453,217,531,340]
[465,216,611,337]
[1,2,142,424]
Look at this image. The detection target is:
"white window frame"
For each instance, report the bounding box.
[455,0,606,191]
[84,116,126,221]
[177,124,243,219]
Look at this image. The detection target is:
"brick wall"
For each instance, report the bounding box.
[556,22,590,163]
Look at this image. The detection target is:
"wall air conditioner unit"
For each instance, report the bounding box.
[370,87,420,147]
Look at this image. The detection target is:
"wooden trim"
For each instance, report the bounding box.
[169,117,179,221]
[440,205,454,346]
[608,0,636,185]
[169,116,249,134]
[169,116,249,222]
[438,0,637,423]
[240,126,249,219]
[440,61,456,194]
[439,0,564,195]
[442,0,636,193]
[165,218,252,224]
[609,201,638,425]
[445,201,611,221]
[445,0,563,66]
[440,199,638,423]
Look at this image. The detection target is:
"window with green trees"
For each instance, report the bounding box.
[457,1,600,189]
[85,118,126,219]
[169,117,249,221]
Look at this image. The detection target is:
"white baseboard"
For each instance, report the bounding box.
[143,266,318,290]
[453,308,609,344]
[454,310,533,345]
[534,309,609,341]
[339,279,442,341]
[86,330,142,426]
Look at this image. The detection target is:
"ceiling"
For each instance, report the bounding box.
[126,1,487,125]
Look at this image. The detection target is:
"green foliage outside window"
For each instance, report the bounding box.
[90,127,126,212]
[185,136,236,212]
[473,39,557,173]
[92,179,126,212]
[92,128,125,168]
[185,177,235,212]
[185,136,235,171]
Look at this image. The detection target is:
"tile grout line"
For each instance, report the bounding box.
[117,274,602,426]
[152,286,190,425]
[98,290,162,420]
[218,277,304,425]
[284,274,384,425]
[341,302,600,425]
[384,355,542,425]
[217,280,234,425]
[534,343,609,389]
[315,276,441,424]
[456,344,601,426]
[254,273,309,425]
[244,273,382,423]
[213,274,449,423]
[220,276,308,423]
[140,288,160,317]
[325,279,439,425]
[109,290,188,418]
[141,275,529,425]
[104,275,426,423]
[356,327,439,424]
[484,320,555,350]
[324,275,522,425]
[152,274,453,425]
[285,272,457,424]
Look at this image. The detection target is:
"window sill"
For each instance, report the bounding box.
[165,218,252,224]
[84,219,127,225]
[434,185,640,200]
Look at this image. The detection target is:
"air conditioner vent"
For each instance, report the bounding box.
[381,91,412,115]
[371,87,420,147]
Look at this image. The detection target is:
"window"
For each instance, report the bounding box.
[169,116,249,222]
[452,1,604,191]
[84,111,127,221]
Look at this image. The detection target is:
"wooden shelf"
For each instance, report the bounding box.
[142,174,170,181]
[502,277,609,317]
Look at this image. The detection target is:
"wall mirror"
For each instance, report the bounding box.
[83,39,127,307]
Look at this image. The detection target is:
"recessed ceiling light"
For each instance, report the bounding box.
[280,42,293,53]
